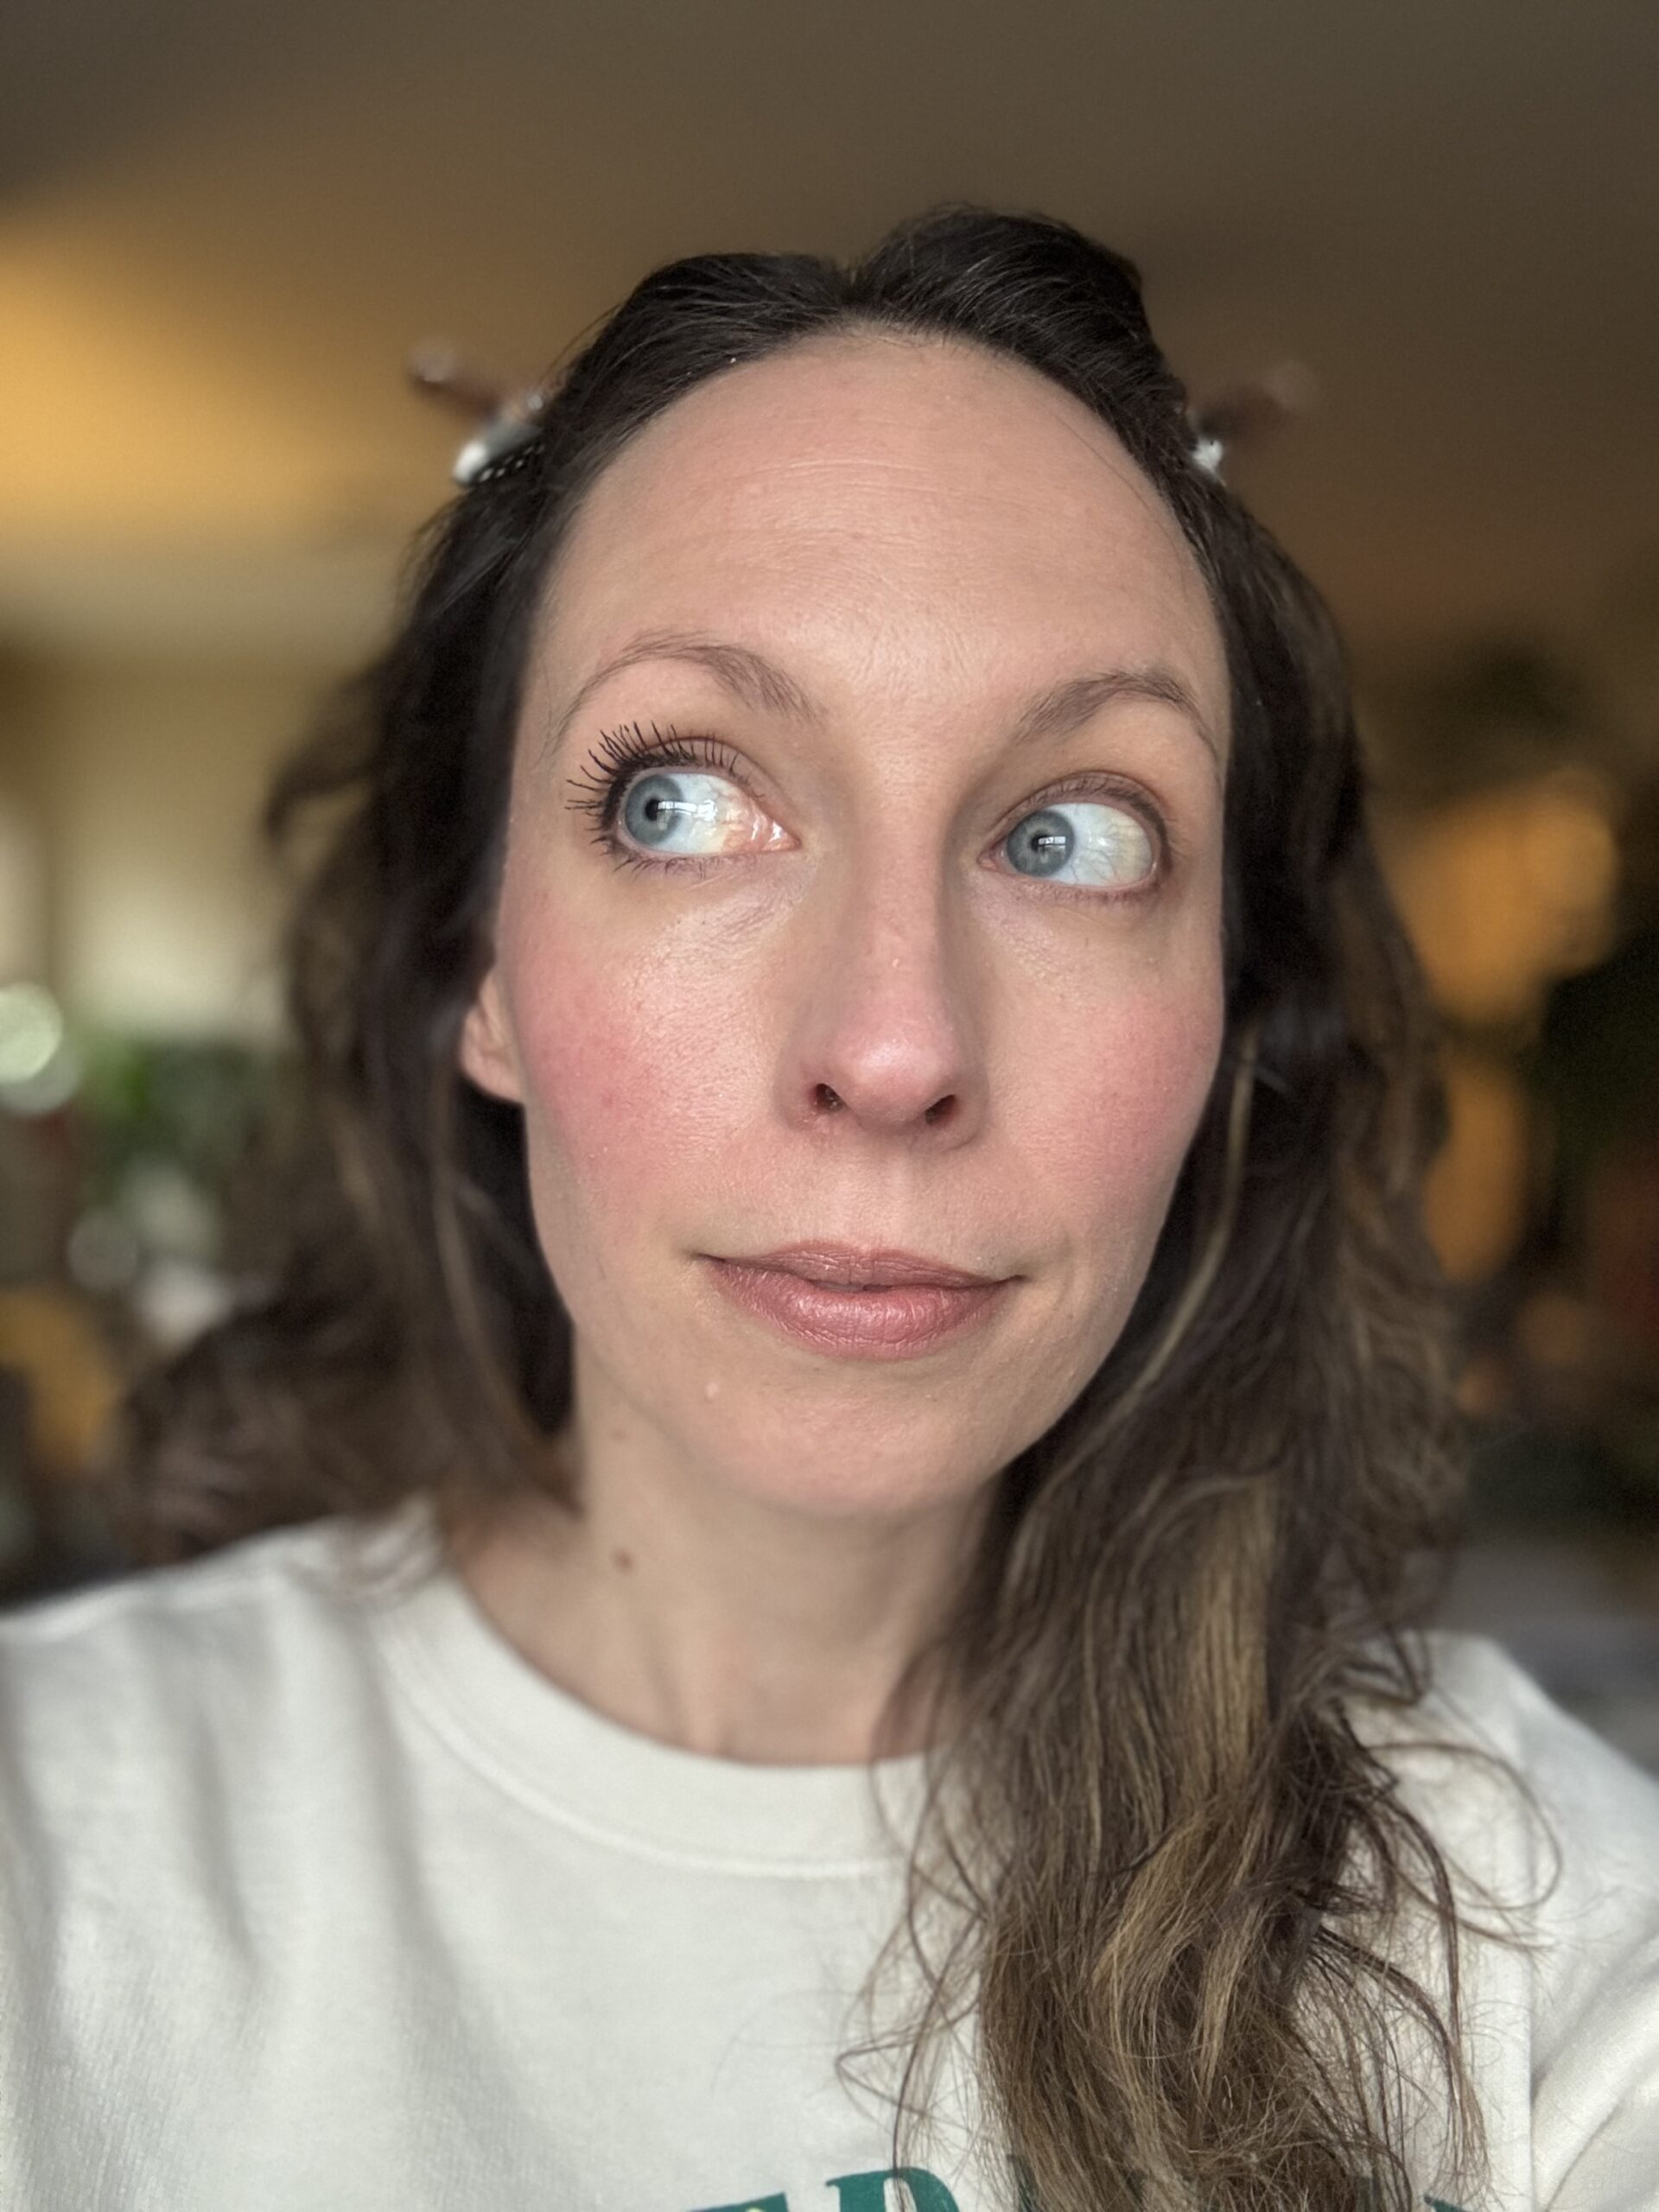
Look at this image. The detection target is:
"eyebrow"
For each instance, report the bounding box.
[545,627,1223,785]
[1007,666,1223,784]
[545,631,820,760]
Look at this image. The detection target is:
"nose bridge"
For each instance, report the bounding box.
[785,824,983,1135]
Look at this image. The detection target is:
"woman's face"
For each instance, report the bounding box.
[462,332,1231,1525]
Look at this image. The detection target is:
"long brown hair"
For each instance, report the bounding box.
[111,206,1545,2209]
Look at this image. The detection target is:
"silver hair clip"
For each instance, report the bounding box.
[406,343,550,486]
[1190,429,1227,479]
[450,392,550,487]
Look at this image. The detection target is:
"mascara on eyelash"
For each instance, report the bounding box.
[565,721,1173,889]
[569,724,1164,830]
[563,721,740,817]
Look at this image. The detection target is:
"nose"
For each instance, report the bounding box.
[779,871,986,1143]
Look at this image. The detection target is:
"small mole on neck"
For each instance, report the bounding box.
[610,1548,634,1573]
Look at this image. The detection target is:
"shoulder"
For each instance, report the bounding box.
[1353,1627,1659,1923]
[0,1512,377,1683]
[1402,1627,1659,1870]
[1357,1629,1659,2075]
[0,1508,431,1851]
[1343,1631,1659,2200]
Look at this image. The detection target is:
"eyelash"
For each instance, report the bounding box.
[563,720,1172,899]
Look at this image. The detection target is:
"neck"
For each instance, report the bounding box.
[446,1414,986,1766]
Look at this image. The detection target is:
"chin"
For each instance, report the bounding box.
[709,1424,995,1526]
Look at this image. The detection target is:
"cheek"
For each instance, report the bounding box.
[495,889,748,1249]
[1014,955,1224,1253]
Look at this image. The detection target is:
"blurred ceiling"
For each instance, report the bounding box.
[1,0,1655,664]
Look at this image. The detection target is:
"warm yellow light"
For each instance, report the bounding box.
[1384,770,1620,1027]
[1422,1049,1533,1281]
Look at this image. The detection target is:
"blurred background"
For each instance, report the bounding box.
[2,2,1656,1757]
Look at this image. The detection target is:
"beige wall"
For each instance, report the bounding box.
[0,649,342,1039]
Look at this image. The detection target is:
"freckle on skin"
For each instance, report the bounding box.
[611,1548,634,1573]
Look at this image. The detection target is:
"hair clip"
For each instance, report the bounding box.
[406,342,550,486]
[1190,429,1227,479]
[450,403,548,487]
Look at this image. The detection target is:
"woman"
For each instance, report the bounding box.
[2,205,1656,2212]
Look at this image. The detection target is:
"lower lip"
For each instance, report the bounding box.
[700,1257,1013,1359]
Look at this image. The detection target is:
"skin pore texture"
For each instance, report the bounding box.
[456,331,1233,1765]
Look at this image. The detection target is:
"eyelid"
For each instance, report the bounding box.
[1001,769,1172,854]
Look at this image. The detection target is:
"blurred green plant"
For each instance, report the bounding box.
[76,1034,277,1224]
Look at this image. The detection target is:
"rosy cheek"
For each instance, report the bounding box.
[507,951,654,1199]
[497,893,746,1236]
[1033,976,1224,1222]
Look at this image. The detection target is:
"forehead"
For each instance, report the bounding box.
[536,331,1229,742]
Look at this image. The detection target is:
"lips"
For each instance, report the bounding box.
[700,1253,1013,1358]
[715,1242,1006,1289]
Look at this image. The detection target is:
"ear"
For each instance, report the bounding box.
[458,963,524,1105]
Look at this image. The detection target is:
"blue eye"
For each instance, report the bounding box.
[620,770,736,853]
[566,723,1167,899]
[1003,801,1156,891]
[564,723,753,877]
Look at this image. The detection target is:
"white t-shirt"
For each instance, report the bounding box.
[0,1497,1656,2212]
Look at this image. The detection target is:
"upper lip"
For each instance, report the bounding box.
[714,1243,1007,1288]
